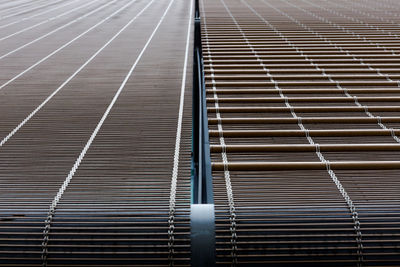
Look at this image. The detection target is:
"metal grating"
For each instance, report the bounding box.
[201,0,400,265]
[0,0,193,265]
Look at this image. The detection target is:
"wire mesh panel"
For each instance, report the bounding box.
[201,0,400,265]
[0,0,193,265]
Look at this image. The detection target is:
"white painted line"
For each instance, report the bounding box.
[0,0,146,147]
[168,0,193,261]
[0,0,85,30]
[0,0,130,92]
[0,0,38,14]
[0,0,116,61]
[41,0,175,264]
[0,0,65,21]
[0,0,100,42]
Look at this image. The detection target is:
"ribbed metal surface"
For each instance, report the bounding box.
[201,0,400,265]
[0,0,192,265]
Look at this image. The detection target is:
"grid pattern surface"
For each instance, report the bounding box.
[0,0,193,265]
[201,0,400,265]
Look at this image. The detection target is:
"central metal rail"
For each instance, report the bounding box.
[192,0,213,205]
[191,0,215,266]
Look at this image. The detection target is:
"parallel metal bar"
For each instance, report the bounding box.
[208,106,400,113]
[210,143,400,152]
[209,129,400,137]
[208,117,400,124]
[212,161,400,171]
[202,0,400,265]
[192,0,214,205]
[191,1,216,266]
[207,97,400,103]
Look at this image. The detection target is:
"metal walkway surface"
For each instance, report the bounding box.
[0,0,193,265]
[2,0,400,266]
[201,0,400,266]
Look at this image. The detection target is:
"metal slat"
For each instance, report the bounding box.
[0,0,193,265]
[202,0,400,265]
